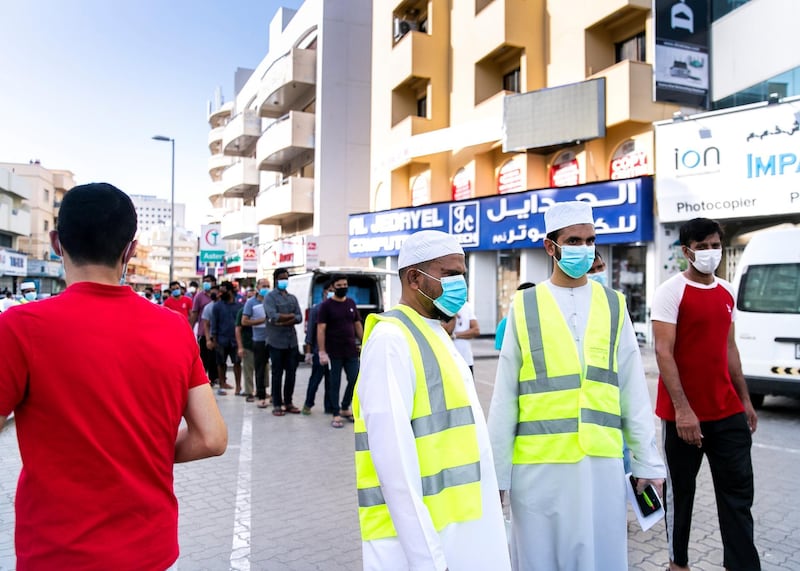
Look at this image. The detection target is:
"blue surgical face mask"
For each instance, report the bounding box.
[202,282,212,291]
[553,243,595,279]
[23,292,36,302]
[326,291,334,299]
[277,279,289,290]
[259,287,270,297]
[588,272,608,287]
[416,269,468,318]
[172,288,181,297]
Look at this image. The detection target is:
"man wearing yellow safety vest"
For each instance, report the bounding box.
[488,201,666,571]
[354,230,511,571]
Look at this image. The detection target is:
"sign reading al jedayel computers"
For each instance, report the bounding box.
[654,101,800,222]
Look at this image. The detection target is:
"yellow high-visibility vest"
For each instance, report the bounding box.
[353,305,482,541]
[512,281,625,464]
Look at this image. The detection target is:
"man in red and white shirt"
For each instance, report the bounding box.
[652,217,760,571]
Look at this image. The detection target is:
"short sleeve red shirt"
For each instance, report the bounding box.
[163,294,192,319]
[652,273,744,421]
[0,282,209,570]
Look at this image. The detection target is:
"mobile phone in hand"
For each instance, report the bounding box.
[629,475,662,516]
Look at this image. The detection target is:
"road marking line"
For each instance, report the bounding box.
[753,442,800,455]
[230,405,253,570]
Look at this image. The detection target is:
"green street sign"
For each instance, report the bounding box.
[200,251,225,263]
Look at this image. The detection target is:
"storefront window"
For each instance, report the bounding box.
[611,245,646,325]
[496,250,521,325]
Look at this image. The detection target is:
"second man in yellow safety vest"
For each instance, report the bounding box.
[488,201,666,571]
[354,230,511,571]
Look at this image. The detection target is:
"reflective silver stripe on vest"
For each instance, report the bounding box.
[519,374,581,394]
[581,408,622,429]
[601,286,621,370]
[585,365,618,386]
[411,406,474,438]
[358,486,385,508]
[420,461,481,496]
[355,432,369,451]
[520,290,548,380]
[358,462,482,508]
[517,418,578,435]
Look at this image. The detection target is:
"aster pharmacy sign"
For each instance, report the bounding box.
[199,224,224,263]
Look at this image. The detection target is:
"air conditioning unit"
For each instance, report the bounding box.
[393,18,418,41]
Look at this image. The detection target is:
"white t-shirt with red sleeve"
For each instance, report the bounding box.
[652,273,745,422]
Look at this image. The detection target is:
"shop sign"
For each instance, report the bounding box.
[655,100,800,221]
[348,177,654,257]
[550,151,580,187]
[306,238,319,269]
[497,158,523,194]
[265,236,306,268]
[224,251,242,274]
[242,247,258,273]
[0,249,27,276]
[410,174,430,206]
[451,168,472,201]
[199,224,224,263]
[610,141,649,180]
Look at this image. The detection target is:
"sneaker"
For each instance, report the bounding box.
[216,388,227,396]
[301,406,312,415]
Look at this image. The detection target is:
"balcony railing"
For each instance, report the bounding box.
[222,109,262,157]
[220,206,257,240]
[256,111,316,174]
[220,158,259,199]
[256,48,317,118]
[255,176,314,225]
[0,203,31,236]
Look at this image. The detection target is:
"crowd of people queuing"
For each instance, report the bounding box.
[0,182,760,571]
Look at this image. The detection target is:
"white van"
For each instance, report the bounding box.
[731,227,800,407]
[286,267,394,351]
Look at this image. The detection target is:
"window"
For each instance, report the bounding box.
[416,94,427,118]
[738,264,800,314]
[44,188,50,202]
[615,32,645,63]
[503,68,521,93]
[44,220,49,232]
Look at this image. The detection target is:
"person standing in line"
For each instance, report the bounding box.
[652,217,760,571]
[243,277,271,408]
[235,304,255,401]
[354,230,511,571]
[442,300,480,375]
[18,281,38,304]
[209,281,242,396]
[191,274,219,387]
[263,267,302,416]
[318,275,363,428]
[302,280,334,415]
[488,201,665,571]
[0,182,226,570]
[164,280,192,320]
[587,250,608,286]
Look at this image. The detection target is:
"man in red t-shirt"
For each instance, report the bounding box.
[163,279,192,319]
[652,217,759,571]
[0,183,227,571]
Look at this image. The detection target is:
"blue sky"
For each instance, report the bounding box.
[0,0,304,232]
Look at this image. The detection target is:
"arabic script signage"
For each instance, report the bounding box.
[655,101,800,221]
[348,177,654,258]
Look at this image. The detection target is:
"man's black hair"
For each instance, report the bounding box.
[679,218,724,246]
[202,274,217,283]
[189,280,199,288]
[545,229,561,242]
[330,273,347,284]
[57,182,137,266]
[273,267,289,282]
[219,280,234,291]
[322,279,333,290]
[169,281,180,288]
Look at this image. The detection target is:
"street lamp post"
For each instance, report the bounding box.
[152,135,175,285]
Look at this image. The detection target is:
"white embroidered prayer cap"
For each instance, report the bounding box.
[20,282,36,291]
[397,230,464,270]
[544,201,595,234]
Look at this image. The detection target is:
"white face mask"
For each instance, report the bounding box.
[688,248,722,275]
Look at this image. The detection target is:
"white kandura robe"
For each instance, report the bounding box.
[487,280,666,571]
[358,313,511,571]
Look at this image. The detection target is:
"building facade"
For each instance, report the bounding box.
[364,0,679,338]
[205,0,372,280]
[0,167,32,293]
[129,194,186,235]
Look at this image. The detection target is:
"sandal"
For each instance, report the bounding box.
[245,396,255,402]
[257,399,269,408]
[272,408,286,416]
[285,405,301,414]
[331,418,345,429]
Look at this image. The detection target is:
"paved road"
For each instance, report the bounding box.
[1,339,798,570]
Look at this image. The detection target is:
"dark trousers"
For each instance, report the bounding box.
[253,341,270,400]
[329,356,360,416]
[663,413,760,570]
[198,336,218,383]
[304,352,332,411]
[269,346,298,408]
